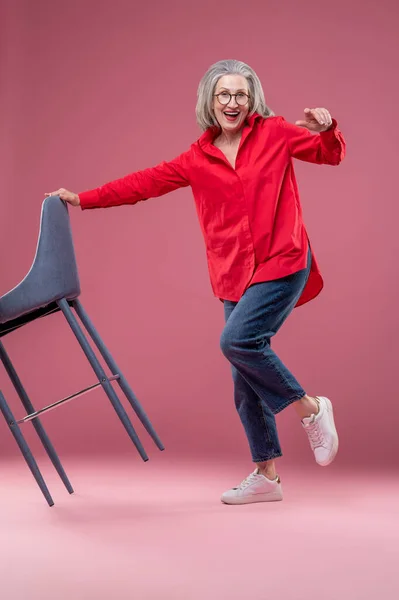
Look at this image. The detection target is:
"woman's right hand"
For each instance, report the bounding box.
[44,188,80,206]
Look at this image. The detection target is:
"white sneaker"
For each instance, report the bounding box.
[302,396,339,466]
[221,469,283,505]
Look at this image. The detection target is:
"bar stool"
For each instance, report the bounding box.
[0,196,164,506]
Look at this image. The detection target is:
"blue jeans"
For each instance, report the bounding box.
[220,247,312,462]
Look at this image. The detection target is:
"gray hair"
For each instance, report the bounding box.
[196,59,275,131]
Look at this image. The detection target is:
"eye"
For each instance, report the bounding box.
[237,93,247,100]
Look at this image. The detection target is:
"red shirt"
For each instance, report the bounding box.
[79,113,346,306]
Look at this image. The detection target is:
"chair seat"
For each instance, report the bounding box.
[0,284,79,326]
[0,302,62,338]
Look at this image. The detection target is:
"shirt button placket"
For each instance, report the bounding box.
[236,172,255,271]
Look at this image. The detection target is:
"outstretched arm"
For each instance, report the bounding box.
[45,150,191,209]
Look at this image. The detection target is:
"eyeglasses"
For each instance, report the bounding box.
[214,92,250,106]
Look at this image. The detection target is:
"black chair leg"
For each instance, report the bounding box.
[0,390,54,507]
[57,299,148,461]
[72,298,164,451]
[0,341,74,494]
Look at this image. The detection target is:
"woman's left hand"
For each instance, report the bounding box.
[295,108,333,132]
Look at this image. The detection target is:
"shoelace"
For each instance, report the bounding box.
[305,419,325,449]
[236,472,259,490]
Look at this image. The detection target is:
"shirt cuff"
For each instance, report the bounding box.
[78,189,101,210]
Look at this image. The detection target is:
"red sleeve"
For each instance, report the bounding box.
[280,117,346,165]
[78,150,191,210]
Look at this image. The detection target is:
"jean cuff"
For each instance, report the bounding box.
[272,392,306,414]
[252,452,282,462]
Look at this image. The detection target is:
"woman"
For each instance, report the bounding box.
[46,59,345,505]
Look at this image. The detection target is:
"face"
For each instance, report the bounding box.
[212,74,250,134]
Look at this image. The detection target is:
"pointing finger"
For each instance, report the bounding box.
[305,108,320,124]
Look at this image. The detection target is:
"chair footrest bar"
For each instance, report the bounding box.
[13,375,120,424]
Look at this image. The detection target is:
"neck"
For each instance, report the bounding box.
[218,128,243,145]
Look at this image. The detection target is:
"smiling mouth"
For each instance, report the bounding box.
[223,111,240,121]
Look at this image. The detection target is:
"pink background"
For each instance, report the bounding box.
[0,0,398,467]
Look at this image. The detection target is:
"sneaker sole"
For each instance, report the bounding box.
[221,492,283,505]
[317,396,339,466]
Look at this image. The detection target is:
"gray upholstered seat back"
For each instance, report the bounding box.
[0,196,81,323]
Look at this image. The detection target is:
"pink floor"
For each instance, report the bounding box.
[1,456,398,600]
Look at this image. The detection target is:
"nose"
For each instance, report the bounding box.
[227,96,239,108]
